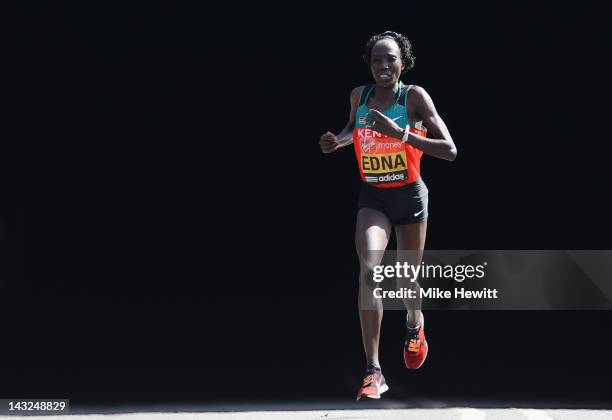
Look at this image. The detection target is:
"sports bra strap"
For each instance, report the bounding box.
[399,84,411,106]
[359,85,375,106]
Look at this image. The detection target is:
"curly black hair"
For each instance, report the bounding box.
[362,31,415,75]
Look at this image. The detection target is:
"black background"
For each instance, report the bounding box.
[3,2,612,408]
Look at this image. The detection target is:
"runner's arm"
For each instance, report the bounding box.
[400,86,457,161]
[335,87,362,148]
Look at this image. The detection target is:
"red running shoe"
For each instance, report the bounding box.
[356,365,389,400]
[403,323,428,369]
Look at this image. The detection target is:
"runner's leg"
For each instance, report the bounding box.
[355,207,392,368]
[395,219,427,327]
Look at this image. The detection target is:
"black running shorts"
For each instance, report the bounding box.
[358,178,429,225]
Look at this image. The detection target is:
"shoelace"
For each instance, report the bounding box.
[405,325,421,353]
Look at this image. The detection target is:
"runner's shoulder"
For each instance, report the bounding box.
[350,86,365,107]
[407,84,427,99]
[406,85,433,108]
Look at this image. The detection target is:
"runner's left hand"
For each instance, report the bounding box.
[365,109,403,139]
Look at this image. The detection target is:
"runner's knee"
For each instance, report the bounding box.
[358,249,385,273]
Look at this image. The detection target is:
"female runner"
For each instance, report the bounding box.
[319,31,457,400]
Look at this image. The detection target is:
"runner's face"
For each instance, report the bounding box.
[370,38,404,88]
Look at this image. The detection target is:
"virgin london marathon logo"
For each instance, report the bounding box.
[361,137,377,153]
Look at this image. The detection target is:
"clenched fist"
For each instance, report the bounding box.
[319,131,340,154]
